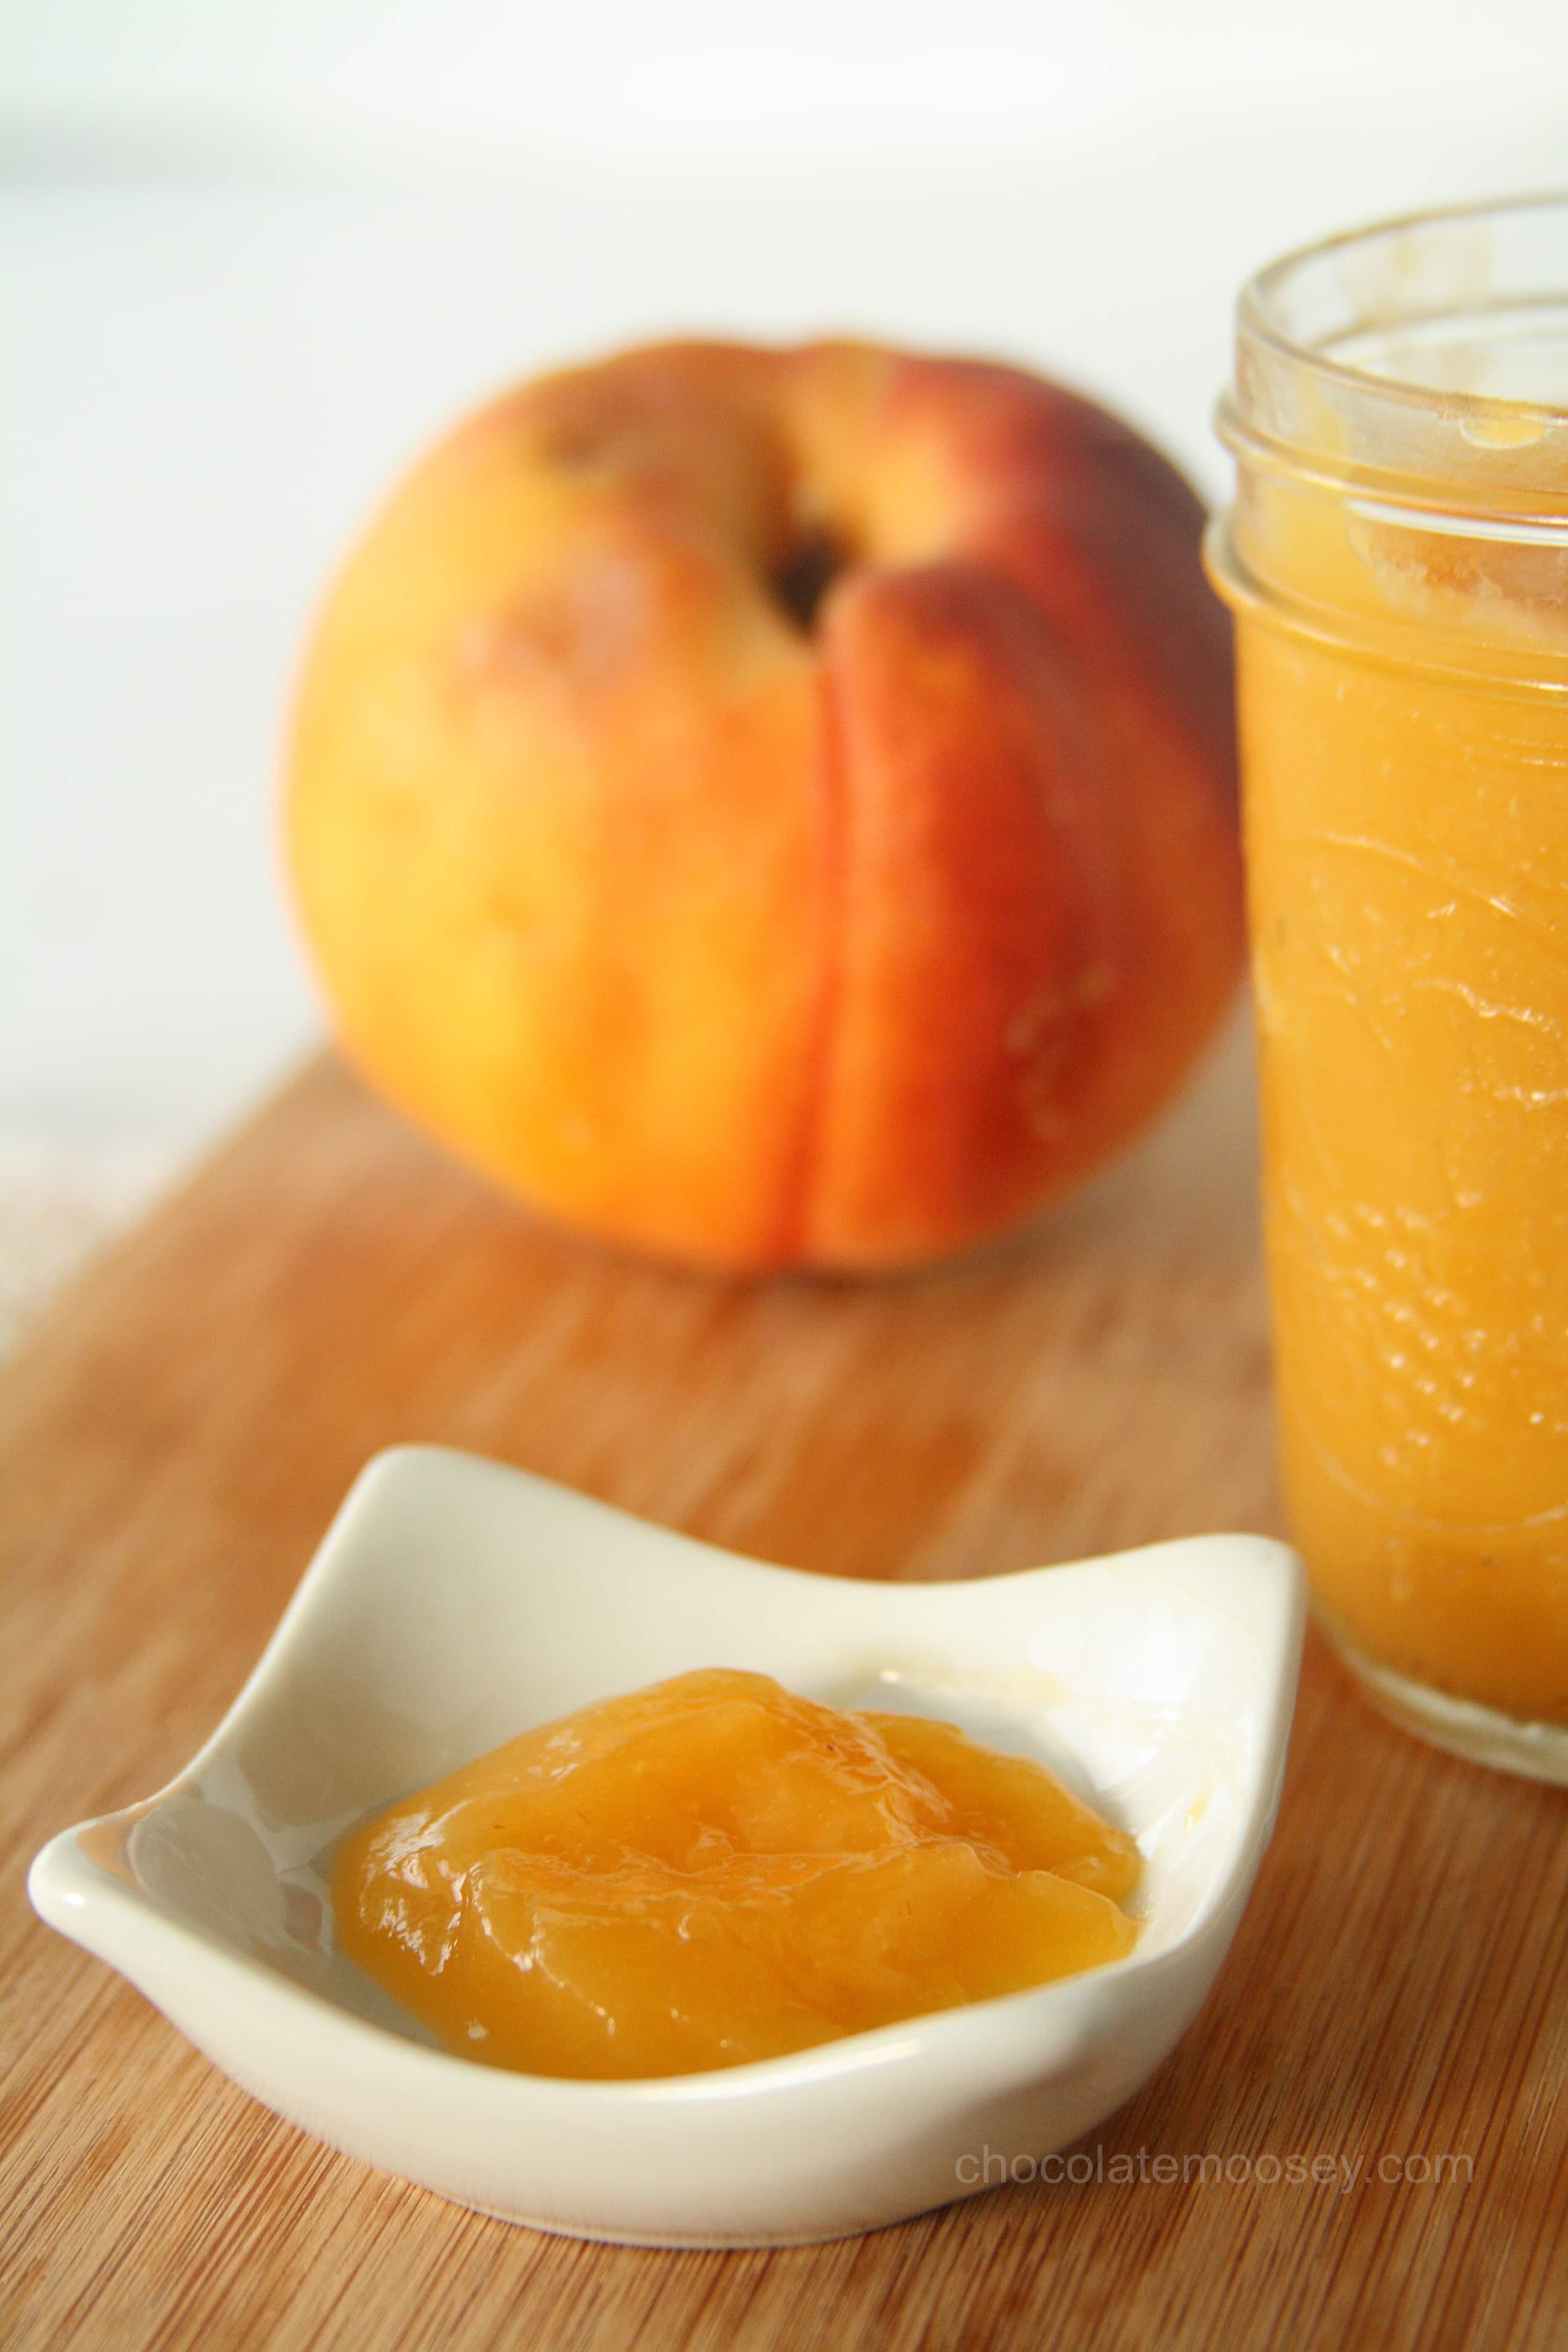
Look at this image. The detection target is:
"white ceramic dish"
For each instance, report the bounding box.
[30,1445,1304,2247]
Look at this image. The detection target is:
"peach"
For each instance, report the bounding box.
[287,339,1241,1270]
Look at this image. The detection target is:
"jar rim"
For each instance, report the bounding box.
[1221,191,1568,532]
[1238,189,1568,428]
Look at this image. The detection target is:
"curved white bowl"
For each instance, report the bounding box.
[30,1445,1304,2246]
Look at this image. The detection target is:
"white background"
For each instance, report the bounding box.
[4,1,1568,1245]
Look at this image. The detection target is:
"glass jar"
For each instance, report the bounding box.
[1207,195,1568,1779]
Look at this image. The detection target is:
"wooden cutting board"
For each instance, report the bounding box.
[2,1014,1564,2351]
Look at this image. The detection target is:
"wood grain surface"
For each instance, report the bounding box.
[2,1012,1564,2352]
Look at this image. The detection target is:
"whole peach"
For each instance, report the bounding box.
[287,340,1241,1270]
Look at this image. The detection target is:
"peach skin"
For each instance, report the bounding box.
[287,339,1242,1271]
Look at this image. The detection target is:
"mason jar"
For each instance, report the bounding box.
[1207,195,1568,1778]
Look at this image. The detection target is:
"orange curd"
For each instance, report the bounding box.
[1212,198,1568,1759]
[333,1668,1139,2079]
